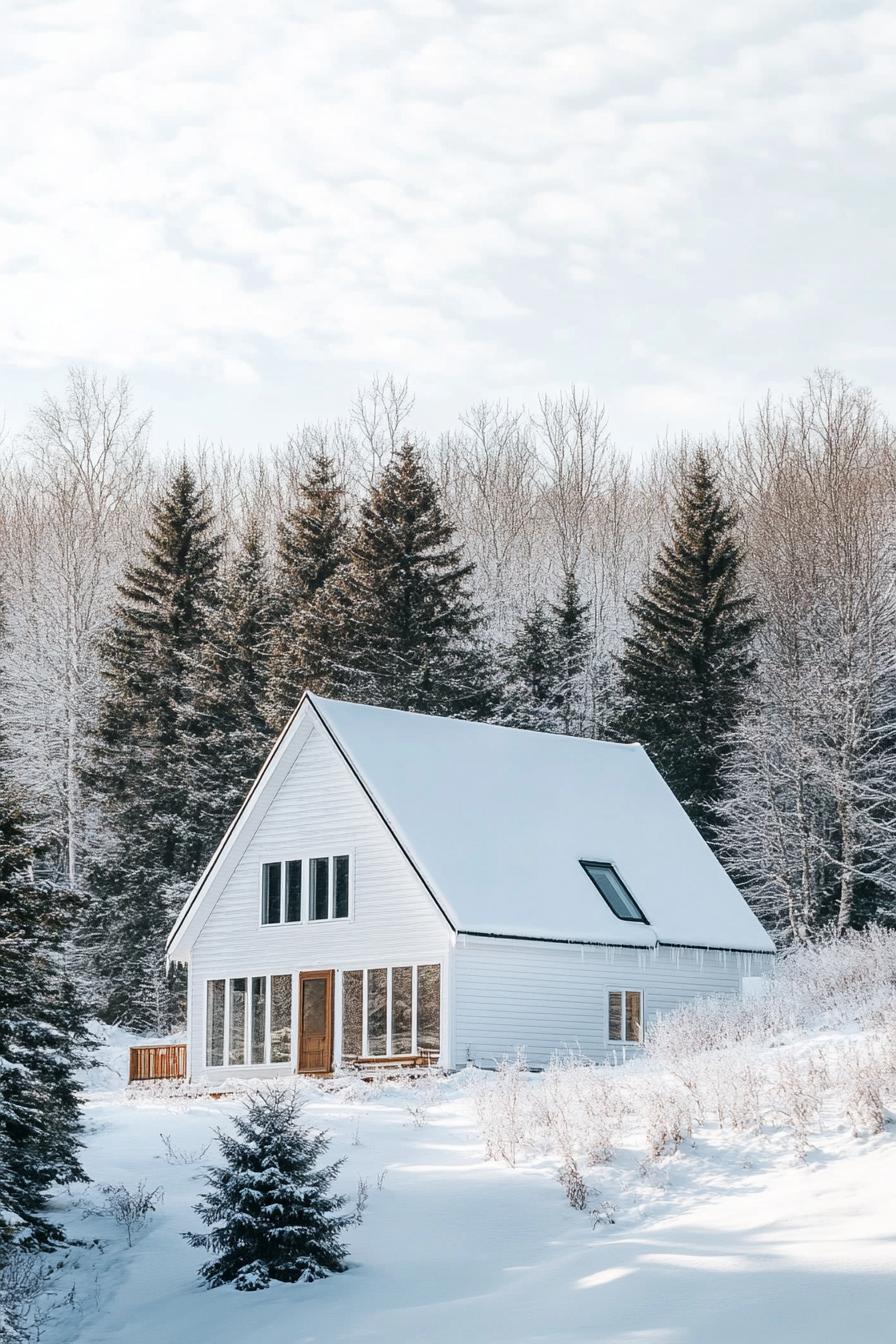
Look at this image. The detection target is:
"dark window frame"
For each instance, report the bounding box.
[579,860,648,923]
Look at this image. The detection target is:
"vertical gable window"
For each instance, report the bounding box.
[206,979,225,1067]
[334,855,350,919]
[261,862,282,924]
[310,857,330,920]
[608,990,643,1044]
[286,860,302,922]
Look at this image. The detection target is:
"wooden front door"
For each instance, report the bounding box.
[297,970,334,1074]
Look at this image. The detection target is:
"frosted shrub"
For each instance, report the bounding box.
[0,1250,59,1342]
[557,1158,588,1211]
[159,1131,210,1165]
[473,1053,531,1167]
[773,1054,827,1158]
[535,1055,627,1166]
[783,927,896,1028]
[100,1180,163,1248]
[838,1045,887,1137]
[643,1083,694,1160]
[702,1054,764,1132]
[647,927,896,1070]
[353,1178,369,1224]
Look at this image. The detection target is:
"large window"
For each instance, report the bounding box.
[580,861,647,923]
[270,975,292,1062]
[391,965,412,1055]
[205,973,293,1067]
[229,978,247,1065]
[416,964,441,1055]
[250,977,266,1065]
[342,970,363,1060]
[206,980,225,1067]
[341,964,441,1061]
[262,854,350,924]
[608,989,643,1044]
[367,968,387,1055]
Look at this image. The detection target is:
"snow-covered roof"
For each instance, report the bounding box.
[310,694,775,954]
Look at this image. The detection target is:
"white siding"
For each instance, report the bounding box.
[188,723,451,1079]
[454,936,774,1069]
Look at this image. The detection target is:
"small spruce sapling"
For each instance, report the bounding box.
[185,1088,350,1290]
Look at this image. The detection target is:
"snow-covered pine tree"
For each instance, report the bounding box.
[186,519,275,862]
[266,450,349,726]
[82,463,222,1031]
[548,570,592,736]
[315,439,494,718]
[0,706,87,1249]
[185,1088,350,1290]
[612,449,758,833]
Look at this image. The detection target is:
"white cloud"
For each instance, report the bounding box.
[0,0,893,445]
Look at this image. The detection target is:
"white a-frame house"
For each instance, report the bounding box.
[167,693,775,1081]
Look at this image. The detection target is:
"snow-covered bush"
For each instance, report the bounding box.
[0,1250,57,1342]
[557,1158,588,1210]
[643,1082,695,1160]
[533,1054,628,1166]
[838,1044,887,1137]
[648,928,896,1068]
[100,1181,163,1248]
[185,1087,351,1290]
[159,1132,210,1165]
[772,1054,828,1159]
[473,1053,531,1167]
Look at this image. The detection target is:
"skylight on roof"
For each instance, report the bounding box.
[579,861,647,923]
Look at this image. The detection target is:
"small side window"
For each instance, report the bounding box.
[580,862,647,923]
[608,989,642,1044]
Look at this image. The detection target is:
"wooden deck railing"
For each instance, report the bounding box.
[128,1043,187,1083]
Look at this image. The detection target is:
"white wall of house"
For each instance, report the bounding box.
[187,721,452,1080]
[453,936,773,1069]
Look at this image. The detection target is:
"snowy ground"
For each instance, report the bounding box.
[37,1025,896,1344]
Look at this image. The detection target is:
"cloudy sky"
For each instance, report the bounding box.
[2,0,894,454]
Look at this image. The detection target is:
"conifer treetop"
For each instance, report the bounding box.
[615,447,759,831]
[276,448,348,605]
[313,437,491,716]
[117,462,221,645]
